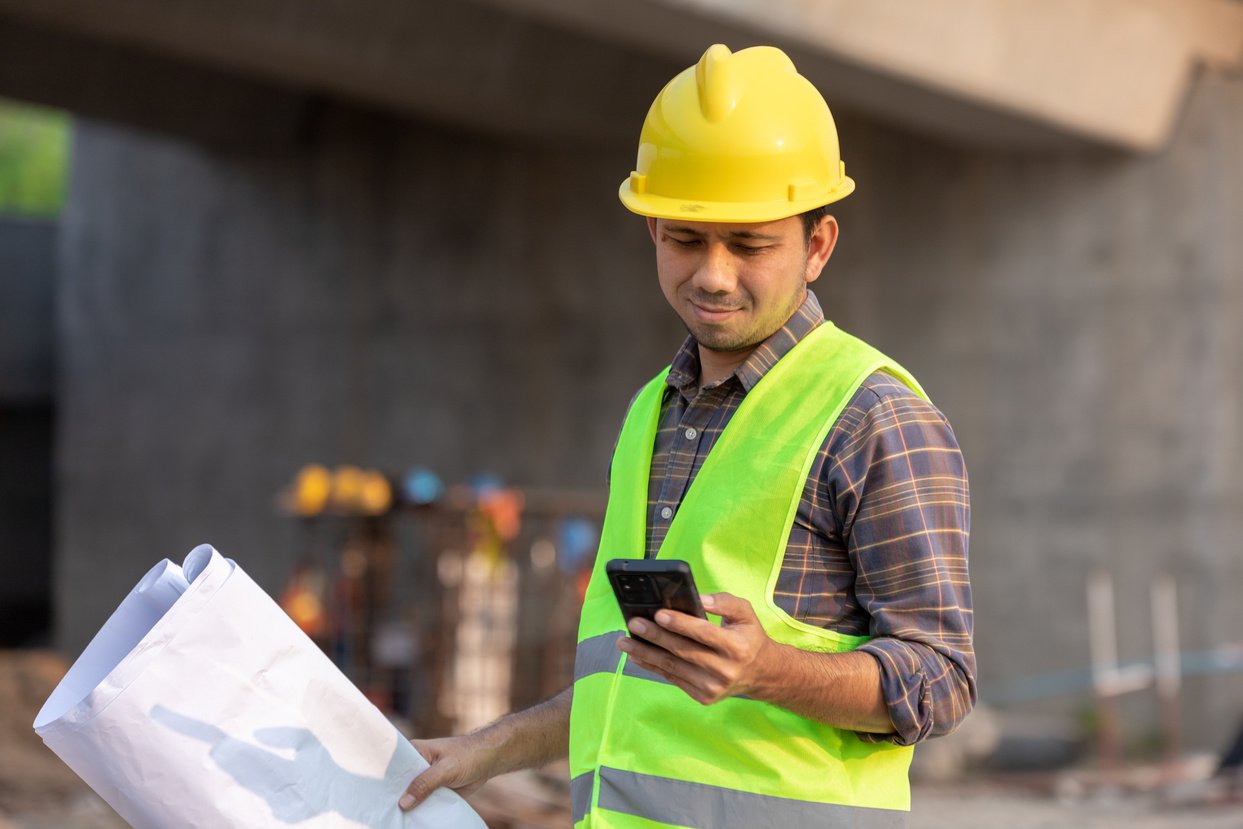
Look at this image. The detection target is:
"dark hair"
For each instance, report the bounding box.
[799,204,834,245]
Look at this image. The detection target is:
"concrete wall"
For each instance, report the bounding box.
[55,105,681,654]
[52,67,1243,750]
[829,71,1243,748]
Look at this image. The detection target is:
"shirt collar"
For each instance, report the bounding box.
[665,290,825,396]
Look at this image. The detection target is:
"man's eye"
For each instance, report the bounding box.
[671,237,701,248]
[735,244,768,255]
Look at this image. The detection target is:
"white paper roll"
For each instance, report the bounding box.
[35,557,190,730]
[36,545,484,829]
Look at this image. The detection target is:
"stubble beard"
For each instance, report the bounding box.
[686,321,764,353]
[685,288,805,354]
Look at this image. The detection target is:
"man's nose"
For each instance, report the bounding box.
[691,242,738,294]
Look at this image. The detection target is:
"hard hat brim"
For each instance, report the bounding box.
[618,177,855,223]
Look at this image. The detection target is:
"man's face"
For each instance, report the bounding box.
[648,215,838,355]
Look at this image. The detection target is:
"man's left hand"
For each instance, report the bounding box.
[617,592,779,705]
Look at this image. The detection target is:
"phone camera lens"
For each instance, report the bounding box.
[617,574,658,604]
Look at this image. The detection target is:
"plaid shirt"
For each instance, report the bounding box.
[642,291,975,745]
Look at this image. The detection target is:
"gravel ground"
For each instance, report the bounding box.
[1,794,128,829]
[4,779,1241,829]
[911,782,1243,829]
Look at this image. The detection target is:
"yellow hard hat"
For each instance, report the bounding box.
[359,471,393,516]
[619,44,854,223]
[293,464,332,516]
[331,465,366,511]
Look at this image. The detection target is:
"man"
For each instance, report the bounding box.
[401,44,974,827]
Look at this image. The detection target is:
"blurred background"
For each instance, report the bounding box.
[2,0,1243,827]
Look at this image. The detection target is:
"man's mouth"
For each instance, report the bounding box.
[691,302,741,323]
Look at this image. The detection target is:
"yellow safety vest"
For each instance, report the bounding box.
[569,321,929,829]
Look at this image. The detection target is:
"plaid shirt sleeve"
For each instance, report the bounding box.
[826,376,976,746]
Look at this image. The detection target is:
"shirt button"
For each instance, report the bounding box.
[684,427,698,440]
[659,506,673,520]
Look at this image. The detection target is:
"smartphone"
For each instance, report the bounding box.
[606,559,707,644]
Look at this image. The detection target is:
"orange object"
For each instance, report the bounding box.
[479,489,524,542]
[279,561,328,639]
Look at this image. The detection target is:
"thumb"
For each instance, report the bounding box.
[400,740,451,811]
[400,756,450,812]
[702,592,756,624]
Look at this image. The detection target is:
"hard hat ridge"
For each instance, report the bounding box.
[694,43,739,123]
[620,43,855,223]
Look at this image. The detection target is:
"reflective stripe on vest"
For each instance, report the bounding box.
[572,767,909,829]
[574,633,623,681]
[570,321,929,827]
[574,633,690,690]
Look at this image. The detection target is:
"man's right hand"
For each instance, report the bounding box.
[399,733,497,811]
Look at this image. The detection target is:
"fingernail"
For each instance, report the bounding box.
[630,619,647,635]
[654,611,670,625]
[399,794,415,810]
[702,595,715,609]
[618,638,631,653]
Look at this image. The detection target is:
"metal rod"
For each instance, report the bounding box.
[1089,569,1119,696]
[1151,572,1183,783]
[1088,569,1122,783]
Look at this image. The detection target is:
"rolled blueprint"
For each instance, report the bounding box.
[35,544,485,829]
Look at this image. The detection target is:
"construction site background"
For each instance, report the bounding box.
[4,0,1243,826]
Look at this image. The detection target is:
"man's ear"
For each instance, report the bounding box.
[805,215,839,284]
[646,216,659,244]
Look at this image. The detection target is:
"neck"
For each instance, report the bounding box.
[696,344,754,389]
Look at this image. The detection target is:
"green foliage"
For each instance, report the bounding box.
[0,98,71,217]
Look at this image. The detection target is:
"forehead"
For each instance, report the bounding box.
[657,216,800,242]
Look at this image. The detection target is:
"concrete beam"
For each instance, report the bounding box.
[0,17,313,148]
[476,0,1243,152]
[0,0,677,146]
[1,0,1239,151]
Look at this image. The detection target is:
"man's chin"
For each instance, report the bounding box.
[691,327,762,354]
